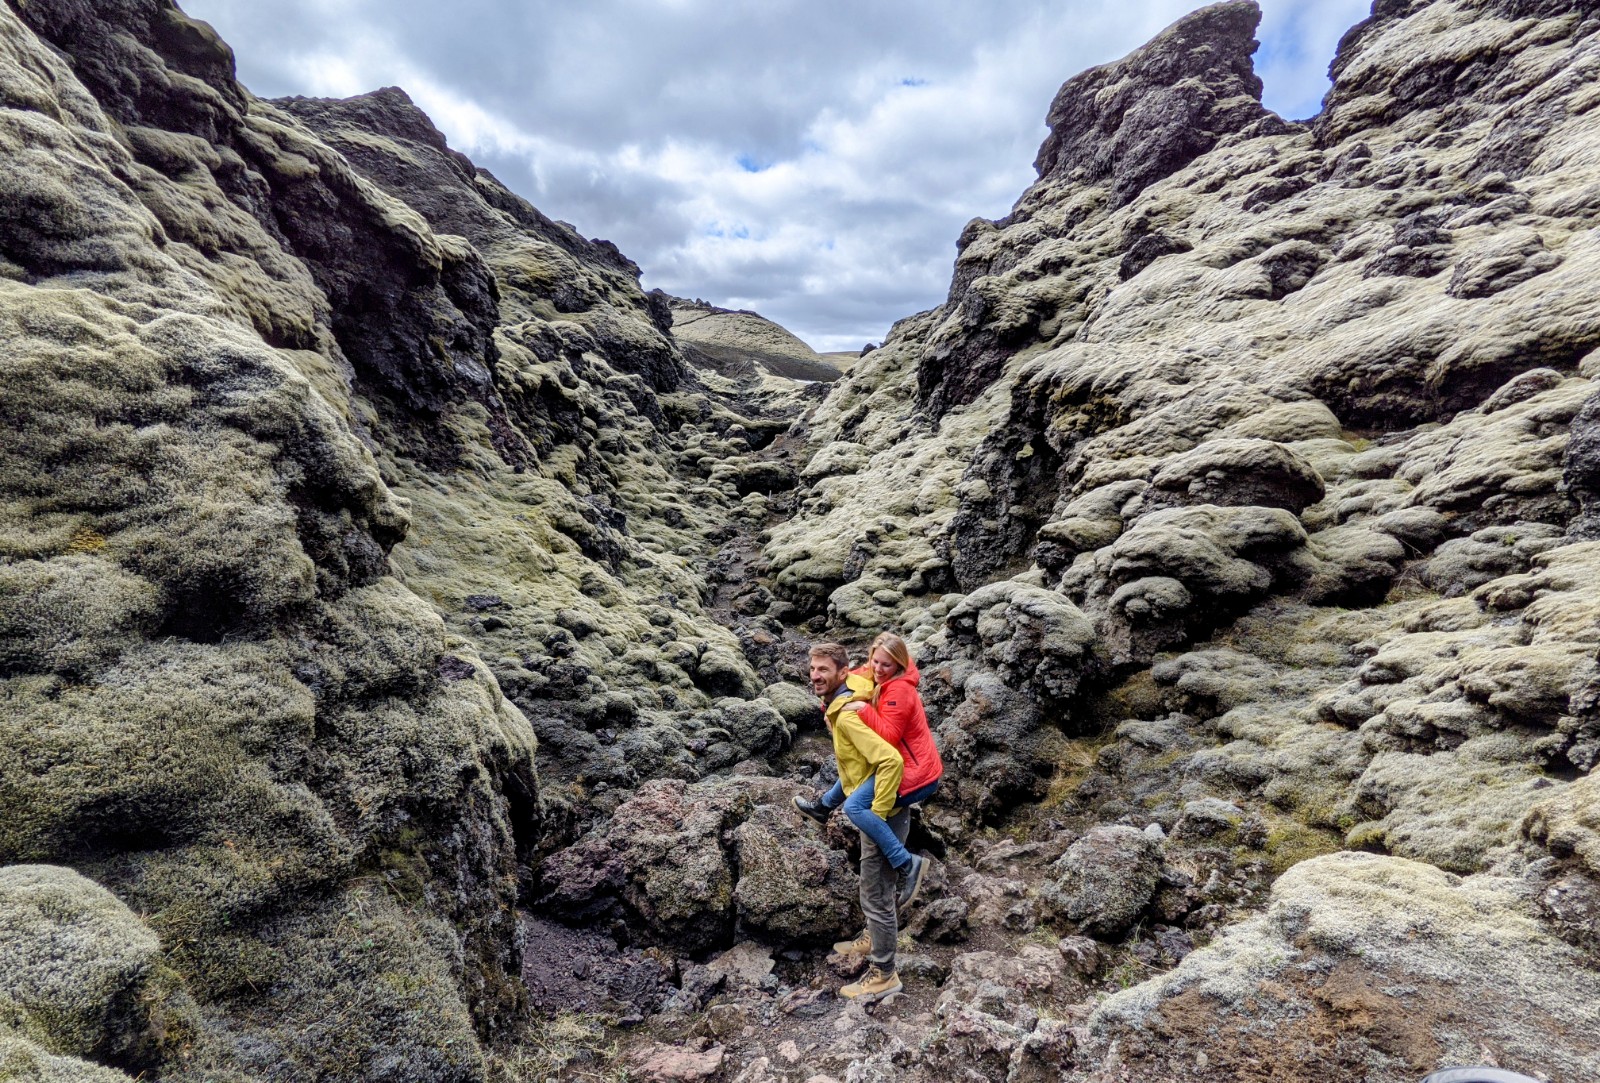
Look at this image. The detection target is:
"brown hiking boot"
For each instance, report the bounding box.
[832,931,870,956]
[839,965,902,1003]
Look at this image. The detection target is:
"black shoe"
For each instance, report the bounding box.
[792,794,831,825]
[896,854,928,909]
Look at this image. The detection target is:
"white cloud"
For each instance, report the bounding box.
[183,0,1370,352]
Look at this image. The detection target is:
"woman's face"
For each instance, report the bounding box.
[870,646,902,684]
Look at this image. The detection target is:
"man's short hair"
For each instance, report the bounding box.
[808,642,850,669]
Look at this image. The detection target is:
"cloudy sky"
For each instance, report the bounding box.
[184,0,1371,351]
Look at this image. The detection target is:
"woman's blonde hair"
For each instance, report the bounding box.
[869,632,913,676]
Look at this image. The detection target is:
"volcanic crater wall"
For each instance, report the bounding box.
[0,0,806,1078]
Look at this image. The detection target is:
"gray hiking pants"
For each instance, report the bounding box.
[861,807,910,970]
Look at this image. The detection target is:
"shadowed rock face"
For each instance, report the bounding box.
[279,87,684,396]
[1566,390,1600,537]
[9,1,522,464]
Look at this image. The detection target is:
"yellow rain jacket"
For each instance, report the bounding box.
[825,668,903,819]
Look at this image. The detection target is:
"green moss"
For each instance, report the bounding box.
[1105,956,1154,992]
[0,1034,137,1082]
[1346,820,1390,852]
[0,865,191,1072]
[63,529,106,555]
[1384,577,1441,605]
[377,970,439,997]
[1080,671,1167,730]
[165,932,286,1002]
[489,1013,621,1083]
[175,885,486,1080]
[372,842,432,907]
[1260,821,1344,876]
[1037,734,1114,812]
[0,641,316,864]
[0,556,162,677]
[0,27,740,1077]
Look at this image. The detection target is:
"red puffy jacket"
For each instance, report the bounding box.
[853,661,943,795]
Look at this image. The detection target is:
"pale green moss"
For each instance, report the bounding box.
[0,865,186,1070]
[0,1035,136,1083]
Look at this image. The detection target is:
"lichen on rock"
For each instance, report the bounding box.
[1084,853,1600,1080]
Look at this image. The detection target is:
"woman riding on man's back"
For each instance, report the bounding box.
[794,631,943,906]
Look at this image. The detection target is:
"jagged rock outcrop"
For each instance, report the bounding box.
[538,776,859,952]
[280,87,685,398]
[1032,0,1276,202]
[916,1,1285,419]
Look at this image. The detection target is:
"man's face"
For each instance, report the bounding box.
[809,655,843,698]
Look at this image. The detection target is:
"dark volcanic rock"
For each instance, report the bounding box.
[279,87,683,396]
[538,777,859,953]
[1562,383,1600,537]
[1119,231,1193,280]
[925,666,1062,825]
[1033,0,1275,205]
[519,913,675,1019]
[1041,825,1164,938]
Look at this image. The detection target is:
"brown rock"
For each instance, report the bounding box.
[628,1041,726,1083]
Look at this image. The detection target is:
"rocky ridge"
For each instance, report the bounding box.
[668,297,846,384]
[3,1,1600,1082]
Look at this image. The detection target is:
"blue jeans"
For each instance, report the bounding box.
[820,777,940,870]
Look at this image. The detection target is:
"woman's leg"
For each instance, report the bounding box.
[892,779,940,810]
[819,778,846,809]
[843,778,913,869]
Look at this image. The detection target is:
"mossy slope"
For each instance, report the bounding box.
[0,1,794,1078]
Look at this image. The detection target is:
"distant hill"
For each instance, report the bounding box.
[669,297,846,382]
